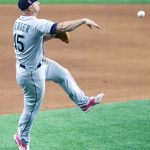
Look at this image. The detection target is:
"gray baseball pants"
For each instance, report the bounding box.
[16,57,90,144]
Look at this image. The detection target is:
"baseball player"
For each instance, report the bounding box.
[13,0,105,149]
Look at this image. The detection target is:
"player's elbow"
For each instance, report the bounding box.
[56,23,72,32]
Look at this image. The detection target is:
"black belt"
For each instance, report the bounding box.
[20,63,41,69]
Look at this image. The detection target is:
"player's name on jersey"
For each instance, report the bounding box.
[14,22,30,33]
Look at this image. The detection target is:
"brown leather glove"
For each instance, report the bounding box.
[55,32,70,44]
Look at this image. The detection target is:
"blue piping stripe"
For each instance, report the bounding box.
[21,72,38,139]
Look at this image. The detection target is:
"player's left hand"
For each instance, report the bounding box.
[55,32,70,44]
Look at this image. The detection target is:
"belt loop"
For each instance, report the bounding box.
[37,63,41,68]
[20,64,26,69]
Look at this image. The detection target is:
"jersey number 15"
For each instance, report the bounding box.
[14,34,24,52]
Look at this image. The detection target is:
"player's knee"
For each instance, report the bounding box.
[63,68,72,80]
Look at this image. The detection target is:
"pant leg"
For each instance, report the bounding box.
[44,57,90,107]
[16,66,45,144]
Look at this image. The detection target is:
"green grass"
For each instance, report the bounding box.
[0,0,150,4]
[0,99,150,150]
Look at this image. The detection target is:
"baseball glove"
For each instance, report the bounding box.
[55,32,70,44]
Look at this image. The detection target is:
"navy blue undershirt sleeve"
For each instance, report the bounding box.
[50,23,57,34]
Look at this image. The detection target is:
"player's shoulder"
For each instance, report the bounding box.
[36,18,54,24]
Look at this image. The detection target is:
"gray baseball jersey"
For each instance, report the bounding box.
[13,16,55,69]
[13,15,89,144]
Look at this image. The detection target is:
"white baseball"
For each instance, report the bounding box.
[137,10,145,18]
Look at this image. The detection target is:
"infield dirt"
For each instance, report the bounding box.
[0,4,150,114]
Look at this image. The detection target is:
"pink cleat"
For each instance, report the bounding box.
[14,134,30,150]
[81,93,105,112]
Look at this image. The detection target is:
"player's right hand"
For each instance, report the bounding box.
[84,18,101,29]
